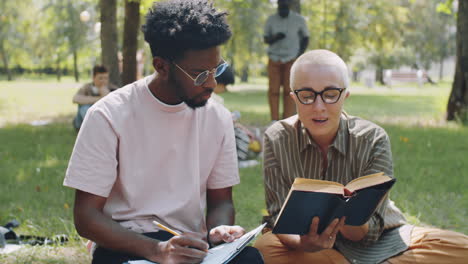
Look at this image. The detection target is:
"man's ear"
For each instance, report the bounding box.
[152,57,170,80]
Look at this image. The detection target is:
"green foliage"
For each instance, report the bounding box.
[362,0,409,76]
[330,0,363,61]
[0,0,102,80]
[0,0,459,86]
[404,0,456,71]
[217,0,273,80]
[140,0,156,14]
[436,0,454,15]
[0,0,34,79]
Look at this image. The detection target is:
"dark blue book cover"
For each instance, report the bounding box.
[272,174,395,235]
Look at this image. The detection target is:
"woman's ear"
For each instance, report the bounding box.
[153,57,170,80]
[344,89,350,99]
[290,91,298,103]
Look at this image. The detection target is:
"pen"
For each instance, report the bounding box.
[152,220,210,253]
[152,220,182,236]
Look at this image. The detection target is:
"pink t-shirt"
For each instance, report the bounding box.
[64,74,239,235]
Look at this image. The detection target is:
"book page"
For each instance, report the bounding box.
[345,172,392,192]
[291,178,344,195]
[202,223,266,264]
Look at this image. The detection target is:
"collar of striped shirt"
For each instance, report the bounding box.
[297,112,349,156]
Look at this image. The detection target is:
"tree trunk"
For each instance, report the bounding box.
[121,0,140,86]
[100,0,121,86]
[0,44,12,81]
[290,0,301,14]
[73,50,79,82]
[375,66,384,85]
[241,66,249,83]
[56,55,62,82]
[447,0,468,121]
[439,56,444,81]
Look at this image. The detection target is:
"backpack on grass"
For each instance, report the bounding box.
[0,219,68,248]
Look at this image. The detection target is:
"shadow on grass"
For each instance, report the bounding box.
[0,119,77,238]
[0,117,93,264]
[384,124,468,233]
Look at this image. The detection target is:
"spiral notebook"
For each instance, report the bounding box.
[125,223,266,264]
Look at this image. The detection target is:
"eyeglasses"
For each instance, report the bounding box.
[173,60,228,86]
[293,87,346,105]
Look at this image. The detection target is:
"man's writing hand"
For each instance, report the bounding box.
[209,225,245,245]
[150,232,208,264]
[299,216,346,252]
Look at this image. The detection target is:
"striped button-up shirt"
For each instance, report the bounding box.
[263,113,411,263]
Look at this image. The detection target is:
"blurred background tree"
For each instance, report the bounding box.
[0,0,463,116]
[0,0,33,81]
[100,0,120,86]
[447,0,468,122]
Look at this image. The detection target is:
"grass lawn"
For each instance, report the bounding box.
[0,78,467,263]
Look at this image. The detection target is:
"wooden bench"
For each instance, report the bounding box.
[383,70,428,87]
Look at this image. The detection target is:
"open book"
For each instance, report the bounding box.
[272,172,395,235]
[125,223,266,264]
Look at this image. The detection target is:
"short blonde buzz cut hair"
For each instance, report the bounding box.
[290,49,349,91]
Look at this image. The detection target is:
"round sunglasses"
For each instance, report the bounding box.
[173,60,228,86]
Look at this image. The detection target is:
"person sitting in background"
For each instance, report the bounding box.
[72,65,118,131]
[214,64,235,94]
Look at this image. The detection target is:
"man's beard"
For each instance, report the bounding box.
[183,93,211,109]
[170,71,213,109]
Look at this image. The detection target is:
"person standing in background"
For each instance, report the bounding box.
[264,0,309,122]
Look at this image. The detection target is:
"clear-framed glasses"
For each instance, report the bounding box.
[293,87,346,105]
[173,60,228,86]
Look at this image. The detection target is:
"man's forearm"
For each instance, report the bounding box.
[206,200,235,231]
[75,206,159,260]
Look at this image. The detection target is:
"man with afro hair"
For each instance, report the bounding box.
[64,0,263,263]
